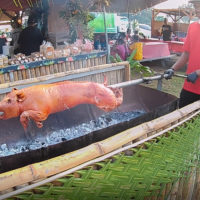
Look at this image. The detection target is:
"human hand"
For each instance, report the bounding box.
[164,68,174,79]
[187,71,198,83]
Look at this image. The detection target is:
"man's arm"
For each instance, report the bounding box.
[171,51,189,71]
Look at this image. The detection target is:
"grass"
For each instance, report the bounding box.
[131,56,186,98]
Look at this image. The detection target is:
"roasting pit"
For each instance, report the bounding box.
[0,84,177,173]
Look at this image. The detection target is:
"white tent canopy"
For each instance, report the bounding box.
[106,0,168,13]
[53,0,167,13]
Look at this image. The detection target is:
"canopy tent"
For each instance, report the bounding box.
[0,0,167,12]
[0,0,38,12]
[103,0,167,13]
[153,8,195,23]
[0,10,16,22]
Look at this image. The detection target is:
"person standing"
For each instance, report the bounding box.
[161,18,172,41]
[18,17,43,56]
[164,0,200,108]
[10,19,22,54]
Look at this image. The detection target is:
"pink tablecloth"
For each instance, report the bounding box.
[142,42,170,59]
[165,41,184,53]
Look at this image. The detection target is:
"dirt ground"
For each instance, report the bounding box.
[132,55,186,98]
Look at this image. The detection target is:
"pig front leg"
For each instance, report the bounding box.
[20,110,49,131]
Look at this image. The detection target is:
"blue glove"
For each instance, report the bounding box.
[187,71,198,83]
[164,68,174,79]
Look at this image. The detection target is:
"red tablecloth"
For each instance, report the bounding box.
[142,42,170,59]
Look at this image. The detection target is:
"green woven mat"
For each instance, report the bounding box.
[11,116,200,200]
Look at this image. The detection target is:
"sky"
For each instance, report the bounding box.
[154,0,190,9]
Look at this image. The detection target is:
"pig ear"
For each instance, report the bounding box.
[16,91,26,102]
[12,88,18,92]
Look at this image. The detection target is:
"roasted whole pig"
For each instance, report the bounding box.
[0,81,123,130]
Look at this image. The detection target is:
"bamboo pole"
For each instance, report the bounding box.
[40,66,46,76]
[65,61,70,71]
[87,58,91,68]
[0,101,200,193]
[25,69,31,80]
[176,177,184,200]
[58,63,62,73]
[61,62,66,72]
[70,62,75,70]
[30,69,36,78]
[49,64,54,74]
[4,73,10,83]
[9,72,14,82]
[13,71,18,81]
[17,71,22,80]
[35,67,41,77]
[53,64,59,73]
[125,63,131,81]
[192,167,200,200]
[169,180,179,200]
[0,74,4,84]
[21,70,27,80]
[45,66,50,75]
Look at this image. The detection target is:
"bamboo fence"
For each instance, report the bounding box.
[0,55,107,85]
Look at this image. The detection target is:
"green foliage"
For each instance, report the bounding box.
[59,0,94,42]
[110,49,154,77]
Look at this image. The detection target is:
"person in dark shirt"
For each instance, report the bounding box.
[18,17,43,56]
[161,18,172,41]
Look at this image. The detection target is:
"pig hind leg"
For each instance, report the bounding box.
[20,110,49,131]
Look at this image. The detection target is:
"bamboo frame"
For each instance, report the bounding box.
[0,100,200,194]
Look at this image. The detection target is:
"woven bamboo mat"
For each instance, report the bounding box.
[7,115,200,200]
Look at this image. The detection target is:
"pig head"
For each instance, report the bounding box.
[0,88,25,120]
[0,87,50,131]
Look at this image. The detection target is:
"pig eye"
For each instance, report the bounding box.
[7,99,11,103]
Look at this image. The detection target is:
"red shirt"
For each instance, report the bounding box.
[183,22,200,94]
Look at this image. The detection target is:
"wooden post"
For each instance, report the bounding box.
[30,68,36,78]
[65,61,70,71]
[125,63,131,81]
[46,66,50,75]
[61,62,66,72]
[49,64,54,74]
[40,66,46,76]
[9,72,14,82]
[0,74,5,84]
[26,69,31,80]
[22,69,27,80]
[35,67,41,77]
[13,71,18,81]
[53,64,59,73]
[58,63,62,72]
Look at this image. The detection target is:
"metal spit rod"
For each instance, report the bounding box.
[111,74,166,88]
[111,73,187,89]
